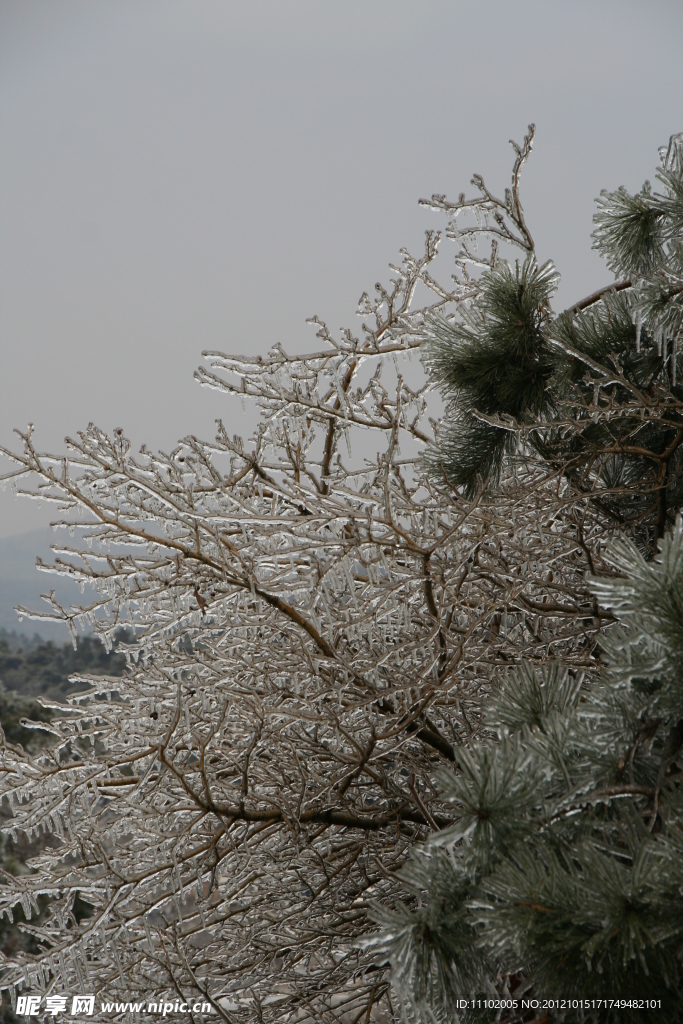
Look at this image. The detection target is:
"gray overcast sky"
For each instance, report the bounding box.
[1,0,682,540]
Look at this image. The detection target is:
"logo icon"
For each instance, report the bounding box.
[71,996,95,1016]
[16,996,41,1016]
[45,996,68,1016]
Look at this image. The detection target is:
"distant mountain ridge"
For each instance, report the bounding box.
[0,629,127,699]
[0,628,50,653]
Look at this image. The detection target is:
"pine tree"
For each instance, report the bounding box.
[368,523,683,1023]
[422,132,683,549]
[368,138,683,1020]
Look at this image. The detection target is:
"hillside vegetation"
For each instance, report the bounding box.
[0,630,126,994]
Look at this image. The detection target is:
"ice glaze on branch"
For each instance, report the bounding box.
[0,127,631,1023]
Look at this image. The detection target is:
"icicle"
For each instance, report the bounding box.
[674,334,679,387]
[635,310,642,353]
[69,946,85,994]
[144,916,154,954]
[172,893,184,924]
[80,939,91,985]
[58,951,69,987]
[112,937,126,985]
[172,852,183,896]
